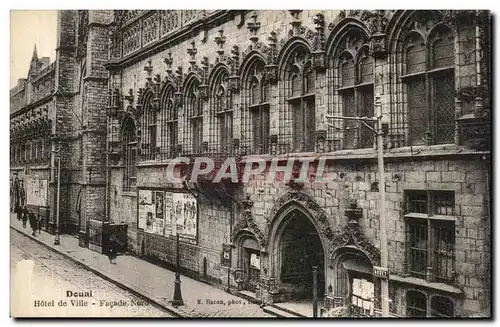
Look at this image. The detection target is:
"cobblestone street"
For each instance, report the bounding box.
[10,230,173,317]
[10,216,273,318]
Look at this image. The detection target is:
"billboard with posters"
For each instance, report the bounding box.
[137,189,197,243]
[25,176,48,207]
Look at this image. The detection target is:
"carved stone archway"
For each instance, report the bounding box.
[265,190,335,242]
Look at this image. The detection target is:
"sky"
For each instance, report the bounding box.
[10,10,58,89]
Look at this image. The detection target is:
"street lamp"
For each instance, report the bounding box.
[172,234,184,306]
[54,141,61,245]
[326,93,389,317]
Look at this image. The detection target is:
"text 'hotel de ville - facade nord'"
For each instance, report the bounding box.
[10,10,491,318]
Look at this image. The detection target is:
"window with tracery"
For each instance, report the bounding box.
[211,70,233,152]
[140,91,157,160]
[285,46,316,152]
[159,85,177,159]
[122,117,137,192]
[402,25,455,145]
[247,60,270,154]
[185,78,203,154]
[334,31,374,150]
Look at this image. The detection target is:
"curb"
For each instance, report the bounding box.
[10,225,185,318]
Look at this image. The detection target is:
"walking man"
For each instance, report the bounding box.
[28,210,38,237]
[21,206,28,228]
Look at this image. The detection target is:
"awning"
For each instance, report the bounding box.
[342,259,373,275]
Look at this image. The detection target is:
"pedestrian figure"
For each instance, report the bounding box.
[21,206,28,228]
[107,233,119,264]
[36,214,43,234]
[16,204,23,221]
[28,210,38,236]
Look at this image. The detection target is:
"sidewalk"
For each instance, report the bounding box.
[10,214,273,318]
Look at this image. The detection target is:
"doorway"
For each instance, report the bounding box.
[278,210,325,301]
[240,237,261,292]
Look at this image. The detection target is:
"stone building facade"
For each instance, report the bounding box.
[10,10,491,317]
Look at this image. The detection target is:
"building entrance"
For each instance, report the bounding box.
[278,210,325,301]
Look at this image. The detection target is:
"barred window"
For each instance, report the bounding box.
[185,78,203,154]
[337,44,374,150]
[405,190,456,283]
[122,117,137,192]
[159,85,177,159]
[286,47,315,153]
[431,296,454,317]
[406,291,427,317]
[246,60,270,154]
[140,91,157,160]
[403,26,455,146]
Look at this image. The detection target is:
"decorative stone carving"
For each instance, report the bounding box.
[187,41,198,68]
[369,32,387,59]
[266,190,334,242]
[142,12,159,46]
[228,46,240,91]
[214,29,226,57]
[329,202,381,266]
[246,12,261,43]
[231,195,266,247]
[159,10,180,37]
[264,31,278,84]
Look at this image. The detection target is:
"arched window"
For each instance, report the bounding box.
[285,46,315,152]
[185,78,203,154]
[211,70,233,152]
[406,290,427,317]
[122,117,137,192]
[140,91,157,160]
[431,296,454,317]
[246,59,270,154]
[159,85,177,159]
[334,30,374,150]
[402,25,455,145]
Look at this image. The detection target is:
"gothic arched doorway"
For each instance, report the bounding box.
[233,230,262,293]
[330,247,377,316]
[271,207,326,302]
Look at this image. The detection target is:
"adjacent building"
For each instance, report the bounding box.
[10,10,491,317]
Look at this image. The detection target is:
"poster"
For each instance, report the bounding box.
[25,177,48,207]
[138,189,154,231]
[172,192,197,241]
[164,192,174,237]
[137,189,197,242]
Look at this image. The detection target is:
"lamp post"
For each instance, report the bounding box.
[172,234,184,306]
[312,265,318,317]
[326,93,389,317]
[54,141,61,245]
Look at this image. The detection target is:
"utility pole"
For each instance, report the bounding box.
[54,141,61,246]
[326,93,389,317]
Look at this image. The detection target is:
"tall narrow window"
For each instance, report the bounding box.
[212,71,233,153]
[185,79,203,154]
[403,26,455,145]
[247,60,270,154]
[336,42,374,150]
[405,190,456,283]
[122,117,137,192]
[286,47,315,152]
[140,92,157,160]
[160,85,177,159]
